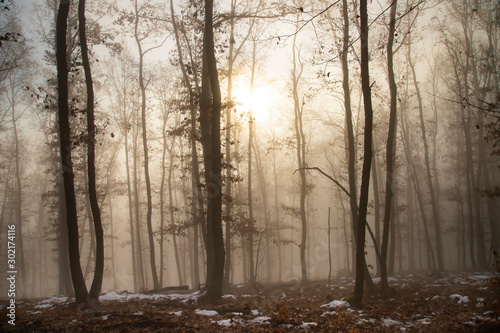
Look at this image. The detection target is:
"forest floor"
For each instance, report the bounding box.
[1,271,499,332]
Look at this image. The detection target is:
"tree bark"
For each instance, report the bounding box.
[381,0,397,290]
[56,0,88,305]
[200,0,225,301]
[134,0,159,290]
[291,26,308,283]
[352,0,374,307]
[78,0,104,301]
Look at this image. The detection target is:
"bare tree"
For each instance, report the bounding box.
[55,0,88,306]
[200,0,225,302]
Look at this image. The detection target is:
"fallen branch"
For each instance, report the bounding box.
[145,285,189,294]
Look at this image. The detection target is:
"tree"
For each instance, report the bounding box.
[352,0,374,307]
[291,10,308,283]
[78,0,103,302]
[200,0,225,302]
[55,0,88,306]
[380,0,398,291]
[132,0,168,290]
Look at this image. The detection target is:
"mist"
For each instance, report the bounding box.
[0,0,499,330]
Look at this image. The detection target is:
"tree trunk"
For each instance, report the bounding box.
[291,26,308,283]
[134,0,159,290]
[56,0,88,305]
[200,0,225,301]
[247,115,255,284]
[381,0,397,290]
[352,0,374,307]
[78,0,104,301]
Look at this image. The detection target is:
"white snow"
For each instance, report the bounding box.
[215,318,244,327]
[299,322,317,328]
[100,292,127,301]
[99,291,199,303]
[382,318,404,327]
[322,310,338,316]
[222,294,236,300]
[102,314,109,320]
[321,300,351,309]
[195,309,218,316]
[249,316,271,325]
[450,294,470,304]
[251,309,260,316]
[35,296,69,308]
[169,311,183,316]
[133,311,144,315]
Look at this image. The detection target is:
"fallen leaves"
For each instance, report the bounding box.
[1,271,499,332]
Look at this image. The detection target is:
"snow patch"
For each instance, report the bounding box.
[35,296,70,309]
[321,300,350,309]
[299,322,317,328]
[382,318,404,327]
[215,318,244,327]
[450,294,470,304]
[195,309,218,316]
[251,309,260,316]
[222,294,236,300]
[249,316,271,325]
[102,314,109,320]
[169,311,183,316]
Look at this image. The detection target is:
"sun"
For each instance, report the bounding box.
[232,77,278,127]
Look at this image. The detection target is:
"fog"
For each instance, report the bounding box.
[0,0,498,308]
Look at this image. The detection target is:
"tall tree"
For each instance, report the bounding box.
[56,0,88,306]
[200,0,225,302]
[78,0,103,302]
[133,0,166,290]
[380,0,398,291]
[291,16,308,283]
[352,0,374,307]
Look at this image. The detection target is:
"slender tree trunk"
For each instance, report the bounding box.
[352,0,374,307]
[132,111,145,288]
[271,136,282,282]
[253,132,271,282]
[56,0,88,305]
[223,0,236,287]
[381,0,397,290]
[328,207,332,285]
[124,127,138,291]
[291,27,308,283]
[11,94,25,294]
[78,0,104,301]
[247,115,255,284]
[167,140,184,285]
[134,0,159,289]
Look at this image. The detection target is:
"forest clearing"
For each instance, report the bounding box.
[2,272,499,332]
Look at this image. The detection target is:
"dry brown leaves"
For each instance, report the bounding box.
[1,272,499,332]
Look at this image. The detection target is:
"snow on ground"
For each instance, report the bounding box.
[34,296,69,309]
[195,309,218,316]
[450,294,470,304]
[248,316,272,325]
[382,317,404,327]
[321,300,351,309]
[99,290,200,303]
